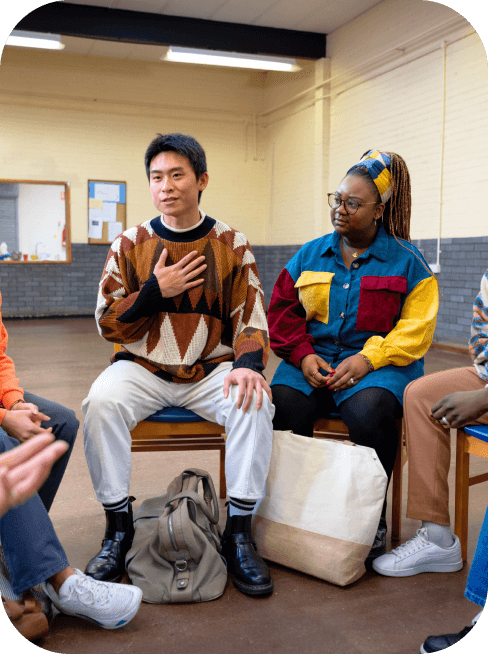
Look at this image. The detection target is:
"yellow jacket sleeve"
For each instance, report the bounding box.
[360,275,439,370]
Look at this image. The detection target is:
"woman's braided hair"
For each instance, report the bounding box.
[383,152,411,242]
[351,150,437,282]
[353,151,411,242]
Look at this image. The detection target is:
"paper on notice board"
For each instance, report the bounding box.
[90,204,116,223]
[94,183,120,202]
[89,218,103,240]
[89,198,103,209]
[108,222,123,242]
[101,202,117,222]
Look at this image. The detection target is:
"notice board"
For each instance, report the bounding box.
[88,180,126,245]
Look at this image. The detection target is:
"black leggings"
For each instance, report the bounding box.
[272,384,402,482]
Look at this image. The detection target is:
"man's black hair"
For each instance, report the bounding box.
[144,133,207,202]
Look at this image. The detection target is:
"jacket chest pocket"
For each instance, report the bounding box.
[295,271,335,324]
[356,275,407,333]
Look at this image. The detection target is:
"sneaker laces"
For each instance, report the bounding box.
[391,527,430,561]
[65,574,111,608]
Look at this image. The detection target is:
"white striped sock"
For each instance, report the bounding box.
[229,497,256,517]
[102,497,129,513]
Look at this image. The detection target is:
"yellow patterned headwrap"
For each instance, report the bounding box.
[347,150,392,203]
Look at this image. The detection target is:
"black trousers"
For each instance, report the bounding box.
[272,384,402,482]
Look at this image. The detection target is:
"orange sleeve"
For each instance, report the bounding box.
[0,293,24,415]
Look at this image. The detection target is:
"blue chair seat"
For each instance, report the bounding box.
[145,407,205,423]
[463,425,488,444]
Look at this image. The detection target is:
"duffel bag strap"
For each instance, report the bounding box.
[165,490,218,525]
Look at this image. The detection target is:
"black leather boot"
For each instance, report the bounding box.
[84,498,135,583]
[221,512,274,596]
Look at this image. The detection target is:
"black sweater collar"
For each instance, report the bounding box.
[150,215,216,242]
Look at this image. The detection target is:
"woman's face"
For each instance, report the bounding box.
[330,174,385,241]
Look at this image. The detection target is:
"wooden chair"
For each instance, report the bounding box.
[454,424,488,561]
[313,415,407,541]
[114,345,227,498]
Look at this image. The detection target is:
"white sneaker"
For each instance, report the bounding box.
[41,569,142,629]
[372,527,463,577]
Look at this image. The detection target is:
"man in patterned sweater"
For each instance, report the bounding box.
[82,133,274,596]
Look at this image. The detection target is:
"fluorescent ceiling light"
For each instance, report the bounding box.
[163,47,300,72]
[6,30,65,50]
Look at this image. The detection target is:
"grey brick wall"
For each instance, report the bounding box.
[2,238,487,348]
[252,245,302,307]
[1,244,110,318]
[413,237,488,346]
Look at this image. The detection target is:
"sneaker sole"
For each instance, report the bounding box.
[45,589,142,629]
[54,597,142,630]
[373,560,463,577]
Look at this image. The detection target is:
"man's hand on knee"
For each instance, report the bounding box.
[223,368,273,412]
[431,389,488,429]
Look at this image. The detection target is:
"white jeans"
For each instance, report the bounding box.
[82,361,274,504]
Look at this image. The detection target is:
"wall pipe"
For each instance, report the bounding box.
[259,15,468,119]
[432,41,448,274]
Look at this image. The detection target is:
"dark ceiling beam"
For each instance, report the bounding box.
[16,2,326,59]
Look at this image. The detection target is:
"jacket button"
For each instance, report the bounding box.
[340,312,345,319]
[343,283,350,289]
[352,262,359,268]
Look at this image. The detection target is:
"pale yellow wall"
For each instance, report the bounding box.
[256,0,488,246]
[0,48,268,244]
[1,0,487,249]
[260,60,331,246]
[326,0,488,240]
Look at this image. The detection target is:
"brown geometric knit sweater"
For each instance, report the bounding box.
[96,214,269,383]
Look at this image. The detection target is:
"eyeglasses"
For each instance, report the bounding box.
[327,193,379,215]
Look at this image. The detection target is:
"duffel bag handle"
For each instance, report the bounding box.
[182,469,219,518]
[168,469,220,524]
[166,489,219,524]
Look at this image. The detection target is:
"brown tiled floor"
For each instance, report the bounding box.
[3,318,487,654]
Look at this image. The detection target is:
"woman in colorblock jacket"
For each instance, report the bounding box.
[267,150,439,563]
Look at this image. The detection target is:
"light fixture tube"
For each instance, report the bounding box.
[164,47,299,72]
[6,31,65,50]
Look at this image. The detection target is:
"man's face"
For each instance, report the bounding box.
[149,151,208,220]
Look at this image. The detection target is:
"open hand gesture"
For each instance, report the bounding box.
[0,434,68,516]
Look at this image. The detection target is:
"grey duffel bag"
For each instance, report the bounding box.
[126,468,227,604]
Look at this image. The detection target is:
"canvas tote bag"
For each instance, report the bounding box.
[126,468,227,603]
[252,430,388,586]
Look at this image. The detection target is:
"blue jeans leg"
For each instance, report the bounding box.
[464,503,488,608]
[23,392,79,512]
[0,432,69,594]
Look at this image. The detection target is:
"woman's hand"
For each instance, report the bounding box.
[326,354,370,391]
[300,354,335,388]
